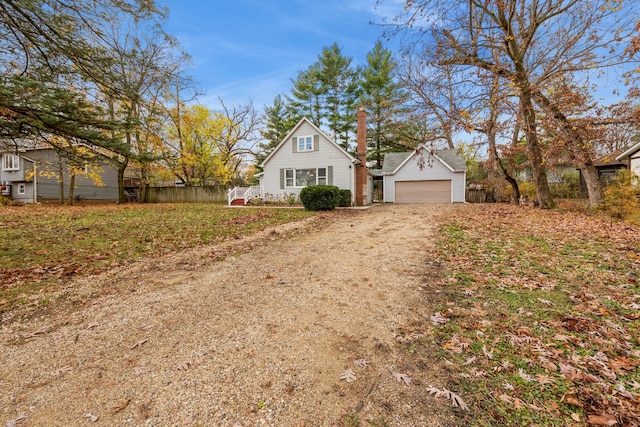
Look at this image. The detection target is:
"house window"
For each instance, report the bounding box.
[2,154,19,171]
[284,168,326,188]
[297,136,313,152]
[17,183,26,195]
[317,168,327,185]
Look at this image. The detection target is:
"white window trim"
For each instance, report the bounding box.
[284,167,325,188]
[2,154,19,171]
[297,135,314,152]
[17,183,26,195]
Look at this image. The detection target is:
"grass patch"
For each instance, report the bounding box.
[0,203,317,312]
[412,204,640,426]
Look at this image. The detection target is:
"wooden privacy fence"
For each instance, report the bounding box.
[146,185,230,203]
[466,187,487,203]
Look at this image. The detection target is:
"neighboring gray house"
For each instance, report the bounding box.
[376,147,467,203]
[1,145,119,203]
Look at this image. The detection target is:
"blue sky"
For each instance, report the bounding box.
[163,0,402,113]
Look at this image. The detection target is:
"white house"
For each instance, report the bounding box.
[229,108,372,206]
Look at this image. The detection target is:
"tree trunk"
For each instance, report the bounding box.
[580,163,602,207]
[58,157,65,205]
[519,89,554,209]
[68,172,75,205]
[140,164,149,203]
[117,158,128,203]
[530,91,602,208]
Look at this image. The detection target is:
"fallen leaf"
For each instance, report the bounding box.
[111,399,130,414]
[393,372,412,385]
[83,413,98,422]
[482,345,493,360]
[587,413,618,426]
[561,393,583,407]
[134,366,149,376]
[339,368,356,383]
[354,358,369,368]
[19,326,51,339]
[502,382,514,391]
[174,361,195,371]
[426,385,468,410]
[131,339,148,349]
[430,312,450,325]
[50,365,73,377]
[6,413,27,427]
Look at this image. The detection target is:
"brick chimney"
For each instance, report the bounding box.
[355,106,367,206]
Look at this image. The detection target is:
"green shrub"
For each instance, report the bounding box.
[598,169,640,222]
[299,185,340,211]
[337,189,352,207]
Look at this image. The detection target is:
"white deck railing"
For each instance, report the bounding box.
[227,186,263,205]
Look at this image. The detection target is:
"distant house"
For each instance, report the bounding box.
[1,145,121,203]
[577,150,631,197]
[616,141,640,178]
[373,148,467,203]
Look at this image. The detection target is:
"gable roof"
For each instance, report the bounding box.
[260,117,354,167]
[595,150,629,168]
[381,147,467,175]
[616,141,640,161]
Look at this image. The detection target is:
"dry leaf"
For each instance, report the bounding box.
[393,372,412,385]
[134,366,149,376]
[354,358,369,368]
[111,398,130,414]
[482,345,494,360]
[430,312,450,325]
[339,368,356,383]
[131,339,148,349]
[502,381,515,391]
[463,356,477,365]
[50,365,73,377]
[587,413,618,426]
[561,393,583,407]
[6,414,27,427]
[20,326,51,339]
[175,361,195,371]
[426,385,469,410]
[83,413,99,422]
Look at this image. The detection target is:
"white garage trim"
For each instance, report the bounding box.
[395,180,452,204]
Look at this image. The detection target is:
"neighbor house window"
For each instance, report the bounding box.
[17,183,26,195]
[2,154,19,171]
[284,168,326,188]
[297,136,313,152]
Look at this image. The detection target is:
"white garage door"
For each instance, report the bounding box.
[395,180,452,203]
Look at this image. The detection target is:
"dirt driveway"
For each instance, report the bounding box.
[1,204,459,426]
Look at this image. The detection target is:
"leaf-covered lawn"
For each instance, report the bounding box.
[402,204,640,426]
[0,204,316,311]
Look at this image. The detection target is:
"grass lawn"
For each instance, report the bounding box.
[404,204,640,426]
[0,203,317,312]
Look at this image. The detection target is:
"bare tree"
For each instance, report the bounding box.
[383,0,640,208]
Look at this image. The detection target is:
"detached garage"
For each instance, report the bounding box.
[381,147,467,204]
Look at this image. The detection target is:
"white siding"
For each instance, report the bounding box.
[262,121,355,200]
[383,152,466,203]
[631,153,640,178]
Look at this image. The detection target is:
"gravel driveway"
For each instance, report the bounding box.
[1,204,459,426]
